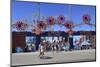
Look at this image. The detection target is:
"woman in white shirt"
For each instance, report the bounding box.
[39,42,44,57]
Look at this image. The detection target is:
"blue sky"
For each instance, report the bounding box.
[12,0,96,32]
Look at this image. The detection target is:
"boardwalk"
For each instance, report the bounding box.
[11,49,96,66]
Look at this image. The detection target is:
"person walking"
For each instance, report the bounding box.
[39,42,45,57]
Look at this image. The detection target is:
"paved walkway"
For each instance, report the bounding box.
[11,49,96,66]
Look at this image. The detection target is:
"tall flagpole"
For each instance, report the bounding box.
[38,2,40,21]
[68,4,72,21]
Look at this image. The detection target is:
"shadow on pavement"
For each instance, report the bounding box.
[40,56,53,59]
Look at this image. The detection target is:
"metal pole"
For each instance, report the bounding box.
[38,3,40,21]
[68,4,72,20]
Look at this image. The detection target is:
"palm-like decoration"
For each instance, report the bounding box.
[12,21,28,31]
[37,21,47,29]
[83,14,91,24]
[57,15,65,24]
[47,16,55,25]
[64,20,74,29]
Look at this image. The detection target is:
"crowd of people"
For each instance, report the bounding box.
[15,37,95,53]
[39,40,70,52]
